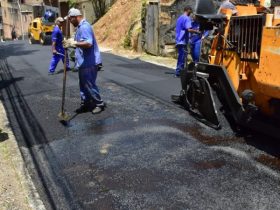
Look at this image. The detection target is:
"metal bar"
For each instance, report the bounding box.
[258,15,264,56]
[244,18,246,58]
[256,16,260,59]
[240,18,243,58]
[248,18,254,59]
[231,20,233,46]
[230,15,264,61]
[238,18,241,53]
[246,18,248,58]
[241,19,245,58]
[252,17,255,59]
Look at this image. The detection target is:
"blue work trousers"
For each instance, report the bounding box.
[49,49,70,73]
[175,44,187,76]
[190,41,201,63]
[79,66,103,107]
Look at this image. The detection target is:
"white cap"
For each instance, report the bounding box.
[68,8,82,17]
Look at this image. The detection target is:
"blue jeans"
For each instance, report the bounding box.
[78,66,103,107]
[49,48,70,72]
[175,44,187,76]
[190,41,201,63]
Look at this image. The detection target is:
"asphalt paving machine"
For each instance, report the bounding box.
[28,5,58,45]
[172,0,280,138]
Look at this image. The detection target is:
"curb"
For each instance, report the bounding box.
[0,101,45,210]
[99,47,177,69]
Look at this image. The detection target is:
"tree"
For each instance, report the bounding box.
[90,0,106,21]
[68,0,77,8]
[67,0,108,22]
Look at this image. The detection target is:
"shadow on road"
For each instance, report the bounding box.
[245,133,280,157]
[245,133,280,171]
[0,42,39,59]
[0,77,24,90]
[172,88,280,164]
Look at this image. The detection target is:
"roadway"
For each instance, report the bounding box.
[0,41,280,210]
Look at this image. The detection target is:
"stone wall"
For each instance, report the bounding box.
[159,0,196,56]
[143,0,197,56]
[0,1,33,40]
[143,0,221,56]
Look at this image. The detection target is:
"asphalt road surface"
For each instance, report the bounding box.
[1,41,280,210]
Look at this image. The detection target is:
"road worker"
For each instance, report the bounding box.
[48,17,70,75]
[174,6,201,78]
[218,0,238,15]
[63,8,105,114]
[189,16,209,63]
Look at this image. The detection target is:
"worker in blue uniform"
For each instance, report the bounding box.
[175,6,201,78]
[189,16,209,63]
[48,17,70,75]
[63,8,105,114]
[43,9,56,23]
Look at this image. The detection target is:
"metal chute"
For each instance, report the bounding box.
[172,63,220,129]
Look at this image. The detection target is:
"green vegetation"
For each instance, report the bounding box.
[91,0,107,21]
[123,29,132,49]
[141,0,147,34]
[67,0,77,8]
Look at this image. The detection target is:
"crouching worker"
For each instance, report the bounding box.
[63,8,105,114]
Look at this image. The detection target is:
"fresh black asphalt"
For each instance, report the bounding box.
[1,41,280,210]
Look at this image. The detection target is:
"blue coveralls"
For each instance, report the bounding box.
[48,25,70,73]
[189,21,209,63]
[74,19,103,107]
[175,14,192,76]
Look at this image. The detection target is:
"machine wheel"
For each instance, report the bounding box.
[40,33,46,45]
[40,33,51,45]
[28,34,36,44]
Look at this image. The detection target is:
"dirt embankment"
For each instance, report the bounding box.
[94,0,143,50]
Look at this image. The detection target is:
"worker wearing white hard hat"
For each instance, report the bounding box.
[63,8,105,114]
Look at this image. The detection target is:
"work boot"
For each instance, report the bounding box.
[75,103,92,113]
[92,104,105,114]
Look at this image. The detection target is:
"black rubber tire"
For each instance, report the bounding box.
[28,34,36,44]
[40,33,46,45]
[41,35,52,45]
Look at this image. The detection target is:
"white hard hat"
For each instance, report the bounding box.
[68,8,82,17]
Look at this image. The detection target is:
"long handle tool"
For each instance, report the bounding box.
[58,17,70,125]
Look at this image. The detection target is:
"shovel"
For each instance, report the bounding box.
[58,17,71,125]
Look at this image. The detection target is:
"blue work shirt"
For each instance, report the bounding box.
[189,21,209,44]
[175,14,192,45]
[74,19,102,69]
[52,25,64,50]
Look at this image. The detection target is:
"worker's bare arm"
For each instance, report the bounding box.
[76,41,92,48]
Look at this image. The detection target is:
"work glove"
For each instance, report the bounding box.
[63,38,77,49]
[52,49,57,55]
